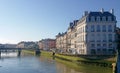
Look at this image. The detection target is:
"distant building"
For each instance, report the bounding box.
[16,41,38,49]
[0,44,5,48]
[4,44,17,48]
[56,9,117,55]
[0,44,17,48]
[56,32,67,53]
[16,42,25,48]
[38,41,43,49]
[38,39,56,51]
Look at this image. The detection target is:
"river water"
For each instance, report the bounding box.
[0,52,112,73]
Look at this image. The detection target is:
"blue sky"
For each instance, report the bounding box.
[0,0,120,44]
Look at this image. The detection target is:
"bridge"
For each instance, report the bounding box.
[0,47,41,57]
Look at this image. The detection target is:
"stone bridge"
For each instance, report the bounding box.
[0,48,40,57]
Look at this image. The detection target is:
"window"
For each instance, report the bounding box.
[109,44,112,48]
[102,49,107,54]
[91,44,95,47]
[108,16,112,21]
[89,17,91,21]
[108,25,112,32]
[95,17,97,21]
[102,25,106,32]
[97,34,101,42]
[97,16,100,21]
[97,49,101,51]
[106,17,108,21]
[91,34,95,42]
[102,16,106,21]
[103,34,107,42]
[81,49,85,54]
[108,49,114,54]
[114,25,116,32]
[91,16,95,22]
[103,44,107,47]
[91,49,96,55]
[100,17,102,21]
[108,34,112,42]
[91,25,95,32]
[97,44,101,47]
[112,17,115,21]
[85,26,88,32]
[96,25,101,32]
[83,26,85,32]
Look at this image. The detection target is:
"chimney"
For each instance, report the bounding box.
[110,9,114,14]
[100,8,104,13]
[70,22,73,27]
[84,11,88,16]
[73,20,78,25]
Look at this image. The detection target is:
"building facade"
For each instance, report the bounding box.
[56,33,67,53]
[38,39,56,51]
[16,41,38,49]
[56,9,117,55]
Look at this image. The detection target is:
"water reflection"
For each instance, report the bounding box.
[56,62,81,73]
[0,52,113,73]
[1,52,17,58]
[55,59,112,73]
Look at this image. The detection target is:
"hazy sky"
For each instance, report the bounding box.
[0,0,120,44]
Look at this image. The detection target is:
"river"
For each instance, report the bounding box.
[0,52,113,73]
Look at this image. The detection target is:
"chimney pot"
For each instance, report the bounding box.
[110,9,114,14]
[100,8,104,13]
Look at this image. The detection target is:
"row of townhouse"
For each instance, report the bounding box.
[56,9,117,55]
[38,39,56,51]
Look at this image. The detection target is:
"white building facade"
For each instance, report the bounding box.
[76,9,117,55]
[56,9,117,55]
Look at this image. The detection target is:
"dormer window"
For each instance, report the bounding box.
[108,16,112,21]
[95,17,97,21]
[102,16,106,21]
[97,16,100,21]
[91,16,95,22]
